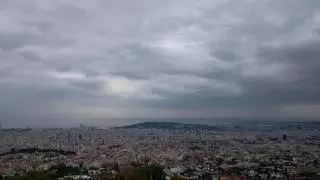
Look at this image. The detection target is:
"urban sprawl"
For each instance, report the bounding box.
[0,122,319,179]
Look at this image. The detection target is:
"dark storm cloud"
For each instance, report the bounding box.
[249,40,320,103]
[1,0,320,127]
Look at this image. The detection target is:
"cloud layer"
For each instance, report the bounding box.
[1,0,320,127]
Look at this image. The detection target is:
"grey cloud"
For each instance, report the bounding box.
[250,40,320,102]
[0,33,37,51]
[211,49,237,61]
[1,0,320,127]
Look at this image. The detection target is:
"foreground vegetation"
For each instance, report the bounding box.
[0,164,168,180]
[0,164,87,180]
[2,164,319,180]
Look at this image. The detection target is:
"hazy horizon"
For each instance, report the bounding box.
[1,117,320,129]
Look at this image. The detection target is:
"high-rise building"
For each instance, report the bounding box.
[282,134,287,141]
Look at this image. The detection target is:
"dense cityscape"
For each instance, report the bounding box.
[0,121,319,180]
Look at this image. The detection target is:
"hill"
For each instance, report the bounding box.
[119,122,222,131]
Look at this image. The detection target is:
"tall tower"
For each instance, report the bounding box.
[282,134,287,141]
[79,133,82,141]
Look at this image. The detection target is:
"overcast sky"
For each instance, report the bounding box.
[1,0,320,127]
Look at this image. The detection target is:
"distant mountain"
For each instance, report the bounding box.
[119,122,223,131]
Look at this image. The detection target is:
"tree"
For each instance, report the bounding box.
[113,165,165,180]
[170,175,187,180]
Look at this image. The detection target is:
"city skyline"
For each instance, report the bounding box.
[1,121,319,179]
